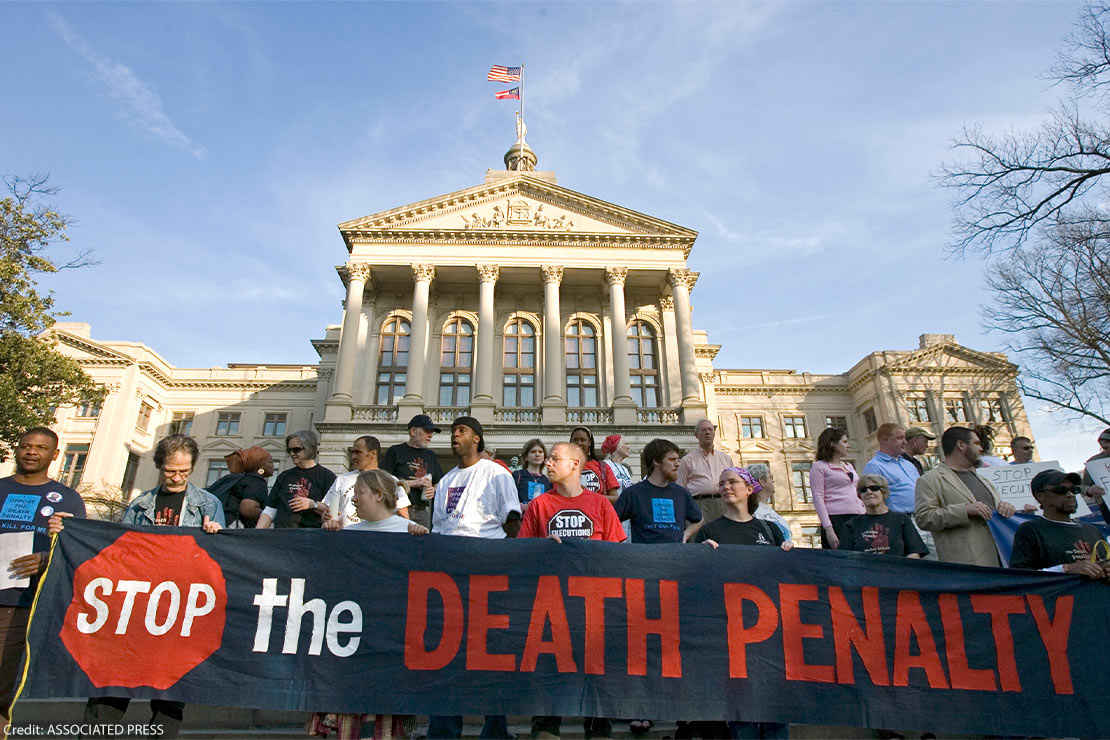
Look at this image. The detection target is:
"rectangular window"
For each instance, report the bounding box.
[863,408,878,435]
[262,413,287,437]
[215,412,240,436]
[825,415,848,431]
[740,416,765,439]
[791,462,812,504]
[76,401,101,418]
[980,398,1009,423]
[121,452,140,494]
[906,397,931,423]
[783,415,807,439]
[135,401,154,432]
[206,460,229,487]
[61,444,90,488]
[799,525,822,549]
[169,411,194,436]
[944,399,968,423]
[502,373,535,407]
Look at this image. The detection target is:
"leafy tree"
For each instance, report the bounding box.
[0,174,102,461]
[938,3,1110,425]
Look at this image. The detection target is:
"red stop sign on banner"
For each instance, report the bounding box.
[60,531,227,689]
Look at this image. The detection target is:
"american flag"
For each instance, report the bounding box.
[494,87,520,100]
[487,65,521,82]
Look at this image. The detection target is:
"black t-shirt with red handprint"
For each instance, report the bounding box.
[842,511,928,557]
[380,443,444,510]
[264,465,336,528]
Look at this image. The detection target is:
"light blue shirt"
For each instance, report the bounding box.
[863,451,920,514]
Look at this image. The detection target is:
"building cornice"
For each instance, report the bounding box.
[342,230,695,257]
[714,385,851,396]
[847,364,1020,394]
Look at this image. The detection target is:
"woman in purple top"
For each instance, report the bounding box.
[811,427,864,549]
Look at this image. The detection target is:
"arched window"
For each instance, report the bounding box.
[503,318,536,407]
[628,320,660,407]
[439,317,474,405]
[376,316,410,405]
[565,319,598,407]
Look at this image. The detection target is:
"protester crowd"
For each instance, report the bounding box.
[3,417,1110,740]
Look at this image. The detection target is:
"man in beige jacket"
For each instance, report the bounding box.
[916,426,1016,567]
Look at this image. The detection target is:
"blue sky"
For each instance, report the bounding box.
[3,1,1103,469]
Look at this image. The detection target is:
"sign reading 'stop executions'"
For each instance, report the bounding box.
[980,461,1090,514]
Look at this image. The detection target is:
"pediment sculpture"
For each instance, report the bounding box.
[461,200,574,231]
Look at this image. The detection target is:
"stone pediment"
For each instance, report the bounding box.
[338,174,697,248]
[51,329,133,363]
[884,343,1016,373]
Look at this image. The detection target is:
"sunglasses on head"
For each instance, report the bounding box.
[860,485,885,493]
[287,446,305,454]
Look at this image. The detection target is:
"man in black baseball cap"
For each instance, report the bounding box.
[1009,470,1109,579]
[379,415,444,529]
[406,414,441,434]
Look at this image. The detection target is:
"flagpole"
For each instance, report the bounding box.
[518,63,525,170]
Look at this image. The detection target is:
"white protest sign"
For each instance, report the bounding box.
[1085,457,1110,493]
[0,531,33,589]
[978,460,1090,515]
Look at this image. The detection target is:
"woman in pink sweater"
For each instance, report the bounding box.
[811,426,864,549]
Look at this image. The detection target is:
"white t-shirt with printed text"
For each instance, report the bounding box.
[432,459,521,539]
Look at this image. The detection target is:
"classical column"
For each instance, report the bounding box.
[668,268,701,405]
[472,265,499,422]
[326,264,371,417]
[401,264,435,411]
[541,265,566,423]
[658,296,681,407]
[606,267,636,423]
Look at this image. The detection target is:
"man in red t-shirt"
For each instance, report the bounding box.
[519,442,625,542]
[518,442,623,739]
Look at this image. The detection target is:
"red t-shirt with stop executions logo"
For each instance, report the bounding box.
[518,490,626,542]
[60,531,227,689]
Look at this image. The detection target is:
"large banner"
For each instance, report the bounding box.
[18,519,1110,738]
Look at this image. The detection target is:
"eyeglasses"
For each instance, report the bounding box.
[1044,485,1078,495]
[860,485,885,493]
[287,446,305,454]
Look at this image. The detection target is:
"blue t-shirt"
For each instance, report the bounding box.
[512,469,550,505]
[614,480,702,544]
[0,477,85,607]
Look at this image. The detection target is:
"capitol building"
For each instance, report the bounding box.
[25,142,1035,544]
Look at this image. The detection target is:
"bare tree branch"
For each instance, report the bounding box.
[938,4,1110,256]
[982,216,1110,424]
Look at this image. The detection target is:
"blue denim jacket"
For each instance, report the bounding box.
[122,482,225,528]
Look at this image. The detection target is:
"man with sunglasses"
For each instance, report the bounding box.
[1010,470,1110,579]
[1010,436,1035,465]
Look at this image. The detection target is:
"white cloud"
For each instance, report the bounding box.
[48,12,208,160]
